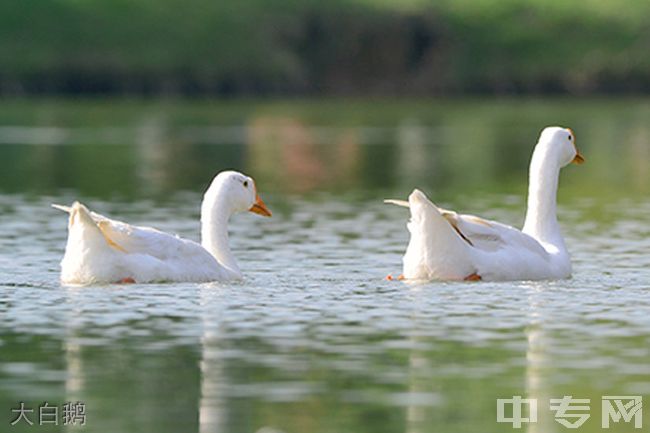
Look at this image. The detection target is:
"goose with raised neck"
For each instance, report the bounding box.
[386,126,584,282]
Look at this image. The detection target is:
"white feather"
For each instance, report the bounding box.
[384,199,410,208]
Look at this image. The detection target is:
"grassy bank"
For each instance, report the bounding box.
[1,0,649,96]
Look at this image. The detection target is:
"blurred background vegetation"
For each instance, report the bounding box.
[1,0,649,97]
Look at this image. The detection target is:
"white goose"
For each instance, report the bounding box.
[54,171,271,284]
[386,126,584,282]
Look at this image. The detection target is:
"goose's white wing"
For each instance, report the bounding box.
[385,198,545,256]
[385,193,552,281]
[54,202,230,284]
[85,209,209,261]
[439,208,547,257]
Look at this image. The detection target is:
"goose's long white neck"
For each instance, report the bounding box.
[522,144,567,252]
[201,190,240,276]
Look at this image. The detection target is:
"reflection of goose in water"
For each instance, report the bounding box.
[525,284,554,433]
[404,337,435,433]
[387,127,584,281]
[62,286,201,432]
[54,171,271,284]
[199,287,226,433]
[64,289,85,406]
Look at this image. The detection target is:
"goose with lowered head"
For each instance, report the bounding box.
[386,126,584,282]
[54,170,271,284]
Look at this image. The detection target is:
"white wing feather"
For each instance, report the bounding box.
[54,202,230,284]
[439,209,547,257]
[387,190,558,281]
[84,209,220,266]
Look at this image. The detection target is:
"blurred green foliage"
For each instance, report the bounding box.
[1,0,649,96]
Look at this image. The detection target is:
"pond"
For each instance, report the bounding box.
[1,99,649,433]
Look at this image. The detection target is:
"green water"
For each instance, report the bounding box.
[0,99,649,433]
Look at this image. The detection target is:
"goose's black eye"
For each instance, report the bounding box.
[243,181,249,188]
[568,135,572,141]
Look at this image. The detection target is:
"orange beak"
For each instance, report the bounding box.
[249,193,272,217]
[568,128,584,165]
[572,150,585,165]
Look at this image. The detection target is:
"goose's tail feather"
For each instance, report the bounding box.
[52,203,72,213]
[53,201,95,224]
[384,199,410,208]
[402,189,475,279]
[54,201,102,237]
[57,202,127,253]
